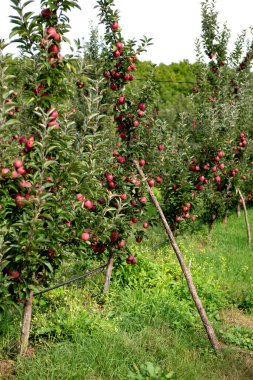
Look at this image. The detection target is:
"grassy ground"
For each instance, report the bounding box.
[1,212,253,379]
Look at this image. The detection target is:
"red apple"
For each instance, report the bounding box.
[76,193,84,202]
[110,83,118,91]
[46,27,58,39]
[132,257,137,265]
[113,50,121,58]
[117,156,126,164]
[47,119,59,128]
[41,8,52,18]
[54,33,62,42]
[49,108,59,119]
[1,168,10,175]
[33,84,45,96]
[148,179,155,187]
[12,171,19,178]
[48,56,58,67]
[156,176,163,184]
[14,159,23,169]
[126,255,134,264]
[48,44,60,54]
[105,173,114,182]
[217,150,225,157]
[116,41,123,49]
[16,167,26,175]
[117,96,125,104]
[138,102,146,111]
[8,270,20,279]
[111,22,119,30]
[15,195,25,207]
[108,181,116,189]
[111,230,120,242]
[118,239,125,248]
[84,200,93,209]
[81,232,90,241]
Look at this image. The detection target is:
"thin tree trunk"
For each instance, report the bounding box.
[237,189,251,246]
[208,214,216,237]
[103,254,114,294]
[237,203,241,218]
[223,212,228,224]
[19,290,33,355]
[134,161,220,352]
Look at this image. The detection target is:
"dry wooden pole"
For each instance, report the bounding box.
[237,189,251,246]
[134,161,220,352]
[19,290,33,355]
[103,254,114,294]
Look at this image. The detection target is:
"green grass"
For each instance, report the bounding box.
[1,212,253,379]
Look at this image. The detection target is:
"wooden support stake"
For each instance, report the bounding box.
[237,189,251,246]
[134,161,220,352]
[19,290,33,355]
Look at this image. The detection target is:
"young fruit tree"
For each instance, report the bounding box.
[97,0,220,351]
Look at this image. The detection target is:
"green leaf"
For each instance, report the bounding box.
[44,261,53,272]
[43,160,56,168]
[47,76,52,87]
[22,0,34,9]
[4,119,20,127]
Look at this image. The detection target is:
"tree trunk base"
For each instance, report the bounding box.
[223,213,228,224]
[103,255,114,294]
[19,290,33,356]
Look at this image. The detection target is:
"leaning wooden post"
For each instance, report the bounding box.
[19,290,33,355]
[134,161,220,352]
[237,188,251,246]
[103,253,114,294]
